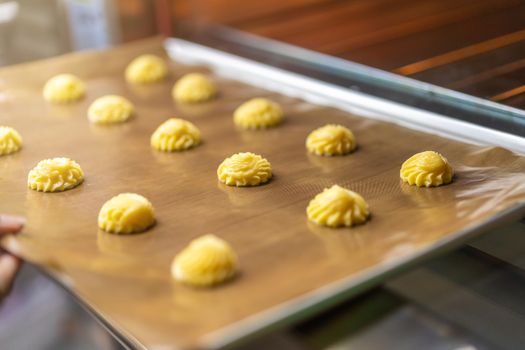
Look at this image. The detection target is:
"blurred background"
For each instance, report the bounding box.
[1,1,525,349]
[1,0,524,108]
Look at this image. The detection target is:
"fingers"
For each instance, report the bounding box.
[0,215,25,300]
[0,254,21,298]
[0,214,25,235]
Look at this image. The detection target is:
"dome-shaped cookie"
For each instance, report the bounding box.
[151,118,201,152]
[307,185,369,228]
[171,234,237,287]
[0,126,22,156]
[28,157,84,192]
[88,95,134,124]
[172,73,216,103]
[98,193,156,234]
[400,151,453,187]
[306,124,356,156]
[125,54,168,84]
[233,98,283,129]
[217,152,272,187]
[43,74,86,103]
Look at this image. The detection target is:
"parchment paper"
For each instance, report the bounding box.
[1,38,525,349]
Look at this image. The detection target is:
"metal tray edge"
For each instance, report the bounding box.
[203,203,525,349]
[162,38,525,349]
[165,38,525,155]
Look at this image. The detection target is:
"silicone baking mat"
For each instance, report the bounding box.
[1,38,525,349]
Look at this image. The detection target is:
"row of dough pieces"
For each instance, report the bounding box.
[0,54,454,288]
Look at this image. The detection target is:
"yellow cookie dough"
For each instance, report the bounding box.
[151,118,201,152]
[233,98,283,129]
[43,74,86,103]
[28,157,84,192]
[217,152,272,187]
[88,95,134,124]
[172,73,216,103]
[125,54,168,84]
[0,126,22,156]
[400,151,453,187]
[307,185,369,228]
[171,234,237,287]
[98,193,156,234]
[306,124,356,156]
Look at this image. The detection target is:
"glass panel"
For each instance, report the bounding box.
[169,0,525,136]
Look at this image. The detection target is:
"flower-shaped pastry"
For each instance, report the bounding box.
[306,124,356,156]
[125,54,168,84]
[233,98,283,129]
[0,126,22,156]
[172,73,216,103]
[88,95,134,124]
[307,185,370,228]
[43,74,86,103]
[98,193,156,234]
[217,152,272,186]
[400,151,453,187]
[28,158,84,192]
[171,234,238,287]
[151,118,201,152]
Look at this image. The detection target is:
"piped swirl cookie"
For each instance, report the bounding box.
[98,193,156,234]
[171,234,238,287]
[125,54,168,84]
[151,118,201,152]
[400,151,453,187]
[28,158,84,192]
[0,126,22,156]
[43,74,86,103]
[307,185,370,228]
[172,73,216,103]
[306,124,356,156]
[88,95,134,124]
[217,152,272,186]
[233,98,283,129]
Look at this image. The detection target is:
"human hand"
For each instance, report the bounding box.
[0,214,25,301]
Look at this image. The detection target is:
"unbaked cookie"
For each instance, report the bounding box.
[171,234,237,287]
[43,74,86,103]
[125,54,168,84]
[307,185,369,228]
[217,152,272,186]
[28,158,84,192]
[151,118,201,152]
[400,151,453,187]
[233,98,283,129]
[88,95,134,124]
[0,126,22,156]
[98,193,156,234]
[172,73,216,103]
[306,124,356,156]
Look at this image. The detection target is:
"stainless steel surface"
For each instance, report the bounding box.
[325,306,485,350]
[469,219,525,270]
[0,264,122,350]
[387,221,525,350]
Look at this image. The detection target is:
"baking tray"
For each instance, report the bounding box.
[1,37,525,350]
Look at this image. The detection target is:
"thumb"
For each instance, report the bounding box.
[0,254,21,298]
[0,215,25,235]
